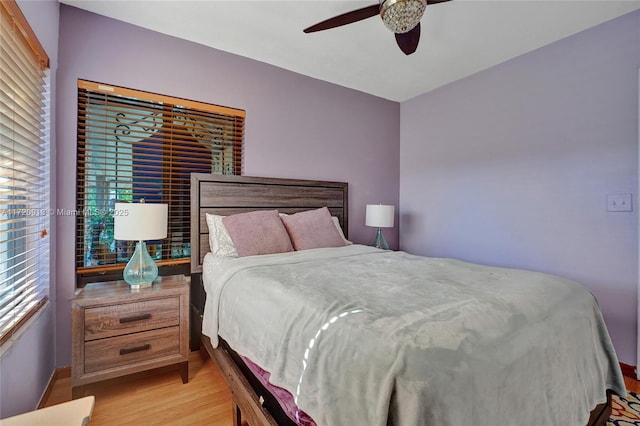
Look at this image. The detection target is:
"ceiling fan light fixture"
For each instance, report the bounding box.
[380,0,427,34]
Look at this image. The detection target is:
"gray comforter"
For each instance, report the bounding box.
[202,245,625,426]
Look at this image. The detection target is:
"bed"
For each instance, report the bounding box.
[189,173,625,426]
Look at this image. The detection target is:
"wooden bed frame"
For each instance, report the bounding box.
[189,173,348,425]
[189,173,612,426]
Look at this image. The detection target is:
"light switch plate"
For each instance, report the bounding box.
[607,193,633,212]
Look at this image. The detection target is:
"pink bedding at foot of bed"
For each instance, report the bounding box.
[240,355,317,426]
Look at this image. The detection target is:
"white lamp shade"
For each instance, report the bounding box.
[114,202,168,241]
[365,204,395,228]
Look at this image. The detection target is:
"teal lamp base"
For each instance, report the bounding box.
[123,241,158,289]
[371,228,389,250]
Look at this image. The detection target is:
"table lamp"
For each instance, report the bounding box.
[365,204,395,250]
[114,200,168,289]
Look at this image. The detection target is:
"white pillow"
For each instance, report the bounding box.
[205,213,238,258]
[331,216,352,245]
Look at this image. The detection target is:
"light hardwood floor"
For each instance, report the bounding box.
[43,351,640,425]
[624,375,640,393]
[44,349,233,425]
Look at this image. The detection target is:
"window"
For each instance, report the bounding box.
[75,81,244,277]
[0,0,51,345]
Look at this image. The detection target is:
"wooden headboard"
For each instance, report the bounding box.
[189,174,348,274]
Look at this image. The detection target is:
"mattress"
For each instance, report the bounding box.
[202,245,625,426]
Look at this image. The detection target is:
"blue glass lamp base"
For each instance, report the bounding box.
[123,241,158,289]
[371,228,389,250]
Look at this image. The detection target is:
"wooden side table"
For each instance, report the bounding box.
[71,275,190,399]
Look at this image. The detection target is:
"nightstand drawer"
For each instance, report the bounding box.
[84,326,181,374]
[84,297,180,341]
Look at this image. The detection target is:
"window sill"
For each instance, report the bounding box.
[0,299,50,358]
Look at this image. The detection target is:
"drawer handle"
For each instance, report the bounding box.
[119,344,151,355]
[119,313,151,323]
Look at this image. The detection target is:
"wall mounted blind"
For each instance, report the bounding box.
[76,80,245,272]
[0,0,50,345]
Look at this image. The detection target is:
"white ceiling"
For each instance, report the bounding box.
[59,0,640,102]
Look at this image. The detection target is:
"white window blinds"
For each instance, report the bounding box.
[0,0,51,345]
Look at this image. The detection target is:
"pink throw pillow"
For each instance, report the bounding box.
[281,207,347,251]
[222,210,293,257]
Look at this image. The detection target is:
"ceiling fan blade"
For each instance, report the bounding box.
[395,22,421,55]
[303,4,380,33]
[426,0,452,4]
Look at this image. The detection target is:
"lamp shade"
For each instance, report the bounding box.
[114,202,168,241]
[365,204,395,228]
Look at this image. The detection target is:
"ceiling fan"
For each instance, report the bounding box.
[303,0,451,55]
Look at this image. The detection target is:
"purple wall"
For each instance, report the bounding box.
[0,0,59,419]
[56,5,400,365]
[3,3,637,414]
[400,10,639,365]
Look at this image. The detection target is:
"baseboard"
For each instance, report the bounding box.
[620,362,637,379]
[38,366,71,409]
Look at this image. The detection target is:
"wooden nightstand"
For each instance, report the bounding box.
[71,275,190,399]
